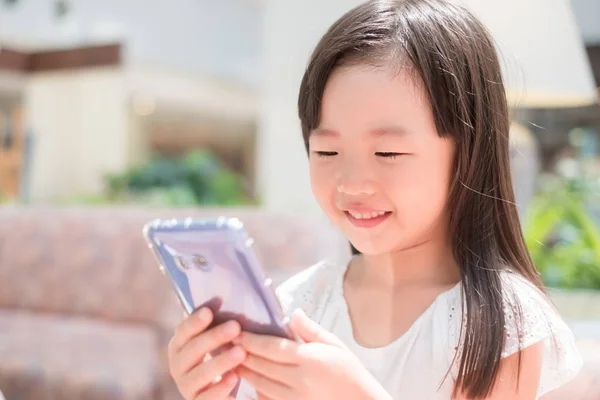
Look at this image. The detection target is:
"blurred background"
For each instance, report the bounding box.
[0,0,598,399]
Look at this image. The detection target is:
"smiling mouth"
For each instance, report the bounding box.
[344,210,392,228]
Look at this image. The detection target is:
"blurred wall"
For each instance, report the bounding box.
[572,0,600,44]
[25,68,129,202]
[0,0,263,88]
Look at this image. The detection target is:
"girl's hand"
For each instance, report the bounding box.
[235,309,392,400]
[167,307,246,400]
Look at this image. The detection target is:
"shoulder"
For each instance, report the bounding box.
[491,271,582,396]
[447,270,582,397]
[499,270,575,356]
[275,259,343,321]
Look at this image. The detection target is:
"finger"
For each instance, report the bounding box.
[236,332,299,364]
[243,354,297,387]
[193,372,239,400]
[289,308,346,348]
[237,366,293,400]
[169,307,213,354]
[178,321,241,374]
[182,346,246,398]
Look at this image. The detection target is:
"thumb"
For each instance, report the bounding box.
[289,308,346,348]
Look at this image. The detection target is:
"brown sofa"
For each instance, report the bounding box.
[0,206,350,400]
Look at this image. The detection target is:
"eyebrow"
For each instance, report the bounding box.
[369,125,410,137]
[311,125,410,137]
[311,127,338,137]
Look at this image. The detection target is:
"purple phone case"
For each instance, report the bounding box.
[143,216,292,339]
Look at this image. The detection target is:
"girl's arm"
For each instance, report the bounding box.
[456,341,543,400]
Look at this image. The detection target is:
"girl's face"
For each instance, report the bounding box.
[309,65,456,255]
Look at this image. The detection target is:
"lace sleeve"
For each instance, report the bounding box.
[501,272,582,398]
[275,260,339,322]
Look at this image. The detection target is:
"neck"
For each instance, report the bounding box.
[348,237,460,289]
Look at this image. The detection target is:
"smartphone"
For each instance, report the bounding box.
[143,216,293,339]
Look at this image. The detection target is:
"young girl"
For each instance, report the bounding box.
[166,0,582,398]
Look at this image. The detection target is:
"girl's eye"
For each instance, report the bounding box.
[314,151,338,157]
[376,152,403,159]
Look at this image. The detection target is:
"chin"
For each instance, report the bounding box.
[348,239,395,256]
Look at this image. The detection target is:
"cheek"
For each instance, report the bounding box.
[387,153,454,216]
[309,162,335,206]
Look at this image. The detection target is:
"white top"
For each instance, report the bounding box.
[271,260,583,399]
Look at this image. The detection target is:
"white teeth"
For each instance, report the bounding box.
[348,210,387,219]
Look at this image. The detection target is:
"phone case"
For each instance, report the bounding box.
[143,216,293,339]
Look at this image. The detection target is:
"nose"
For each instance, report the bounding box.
[336,162,376,197]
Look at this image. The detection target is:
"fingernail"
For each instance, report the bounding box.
[229,346,244,360]
[225,373,238,385]
[197,307,210,321]
[224,321,239,335]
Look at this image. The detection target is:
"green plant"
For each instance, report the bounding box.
[523,160,600,289]
[104,149,253,207]
[54,193,112,205]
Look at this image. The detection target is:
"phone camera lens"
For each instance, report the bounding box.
[193,255,210,270]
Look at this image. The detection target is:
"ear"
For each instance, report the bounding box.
[289,308,346,348]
